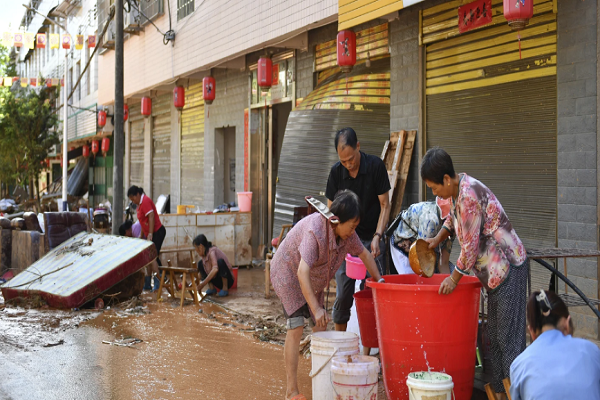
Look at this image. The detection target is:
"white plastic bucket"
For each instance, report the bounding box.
[331,355,380,400]
[406,371,454,400]
[311,331,359,400]
[237,191,252,212]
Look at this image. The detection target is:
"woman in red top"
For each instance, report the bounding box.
[127,185,167,291]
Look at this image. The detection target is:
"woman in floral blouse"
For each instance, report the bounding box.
[270,190,384,400]
[421,147,528,399]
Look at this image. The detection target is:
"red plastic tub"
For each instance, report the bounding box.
[354,289,379,348]
[366,274,481,400]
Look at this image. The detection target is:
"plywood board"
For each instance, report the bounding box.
[390,130,417,218]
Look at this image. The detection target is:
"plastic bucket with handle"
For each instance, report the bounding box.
[310,331,359,400]
[237,192,252,212]
[331,355,380,400]
[406,371,454,400]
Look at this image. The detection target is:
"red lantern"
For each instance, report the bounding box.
[203,76,215,105]
[101,137,110,154]
[124,104,129,121]
[257,57,273,88]
[91,140,100,155]
[173,86,185,109]
[503,0,533,30]
[82,145,90,157]
[337,30,356,73]
[141,97,152,116]
[98,110,107,128]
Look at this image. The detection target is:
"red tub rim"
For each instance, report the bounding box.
[365,274,481,291]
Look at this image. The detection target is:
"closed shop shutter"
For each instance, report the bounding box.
[274,56,390,237]
[181,83,205,207]
[129,105,144,189]
[423,0,557,292]
[152,93,171,200]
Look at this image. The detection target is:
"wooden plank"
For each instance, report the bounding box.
[426,35,556,70]
[423,2,554,44]
[427,22,556,61]
[390,130,417,218]
[381,131,405,203]
[426,65,556,95]
[427,45,556,78]
[426,13,555,52]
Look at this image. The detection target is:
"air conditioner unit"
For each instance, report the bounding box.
[124,6,143,34]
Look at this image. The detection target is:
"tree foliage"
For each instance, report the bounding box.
[0,42,59,188]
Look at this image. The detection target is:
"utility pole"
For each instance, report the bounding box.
[62,17,68,211]
[112,0,125,234]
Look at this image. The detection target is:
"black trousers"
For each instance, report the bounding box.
[198,259,235,290]
[151,226,166,267]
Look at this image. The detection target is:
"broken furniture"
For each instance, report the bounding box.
[1,232,157,309]
[485,378,512,400]
[156,259,201,308]
[44,212,91,251]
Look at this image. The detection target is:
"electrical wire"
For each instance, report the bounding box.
[126,0,174,45]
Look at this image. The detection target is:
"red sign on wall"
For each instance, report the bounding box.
[458,0,492,33]
[244,108,249,192]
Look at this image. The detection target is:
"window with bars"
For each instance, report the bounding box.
[177,0,194,20]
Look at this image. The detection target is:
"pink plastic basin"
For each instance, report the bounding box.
[346,254,366,280]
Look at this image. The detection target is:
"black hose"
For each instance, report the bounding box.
[532,258,600,319]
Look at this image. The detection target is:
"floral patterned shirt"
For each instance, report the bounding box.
[270,213,365,316]
[443,174,527,291]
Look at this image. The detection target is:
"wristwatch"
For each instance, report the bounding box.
[378,278,385,283]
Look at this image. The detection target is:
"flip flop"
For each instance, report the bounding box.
[288,395,307,400]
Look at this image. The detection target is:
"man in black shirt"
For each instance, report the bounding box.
[326,127,391,340]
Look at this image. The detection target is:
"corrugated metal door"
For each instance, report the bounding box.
[181,83,204,206]
[274,57,391,237]
[129,105,144,189]
[152,93,171,200]
[423,0,557,292]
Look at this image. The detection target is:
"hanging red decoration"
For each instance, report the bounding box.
[141,97,152,115]
[101,137,110,154]
[124,104,129,121]
[98,110,107,128]
[173,86,185,109]
[257,57,273,88]
[203,76,215,105]
[82,145,90,158]
[91,140,100,155]
[337,30,356,73]
[503,0,533,30]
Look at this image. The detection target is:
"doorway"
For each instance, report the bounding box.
[215,127,236,206]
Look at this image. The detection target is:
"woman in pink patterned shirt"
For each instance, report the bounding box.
[270,190,383,400]
[421,148,528,399]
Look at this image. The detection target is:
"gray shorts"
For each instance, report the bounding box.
[283,303,314,330]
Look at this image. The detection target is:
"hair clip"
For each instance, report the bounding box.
[536,290,552,317]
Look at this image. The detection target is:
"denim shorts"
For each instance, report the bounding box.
[283,303,314,330]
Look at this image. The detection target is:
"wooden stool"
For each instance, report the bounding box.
[485,378,512,400]
[157,260,202,308]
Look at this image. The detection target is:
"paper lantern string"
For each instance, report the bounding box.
[517,31,522,59]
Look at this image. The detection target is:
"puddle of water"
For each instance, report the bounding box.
[0,291,313,400]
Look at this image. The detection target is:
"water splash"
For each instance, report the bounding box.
[423,350,431,373]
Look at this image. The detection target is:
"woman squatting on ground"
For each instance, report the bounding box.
[269,190,384,400]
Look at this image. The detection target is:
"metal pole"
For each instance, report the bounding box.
[112,0,124,234]
[61,18,68,211]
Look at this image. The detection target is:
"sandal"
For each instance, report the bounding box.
[217,290,229,297]
[288,395,307,400]
[205,288,217,295]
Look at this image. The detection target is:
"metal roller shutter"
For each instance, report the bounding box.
[423,0,557,292]
[152,93,171,200]
[181,83,205,206]
[129,105,144,189]
[274,57,391,236]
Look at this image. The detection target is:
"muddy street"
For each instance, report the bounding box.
[0,289,313,400]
